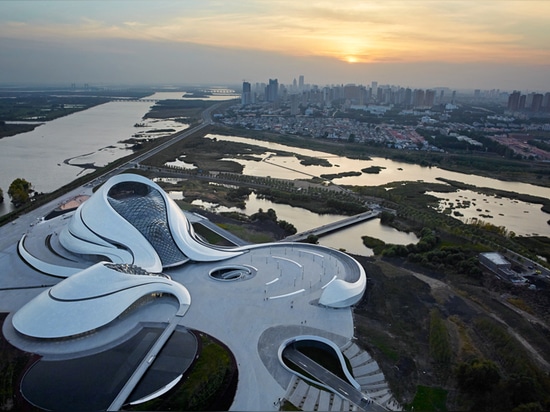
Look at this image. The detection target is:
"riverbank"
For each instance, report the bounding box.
[209,125,550,188]
[0,122,41,139]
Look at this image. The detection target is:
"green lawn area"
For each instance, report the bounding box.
[408,385,448,411]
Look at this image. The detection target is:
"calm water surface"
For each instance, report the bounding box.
[0,101,187,216]
[202,134,550,237]
[190,193,419,256]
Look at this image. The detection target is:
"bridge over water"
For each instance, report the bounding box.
[283,210,381,242]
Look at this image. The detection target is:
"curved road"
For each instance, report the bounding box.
[284,347,386,411]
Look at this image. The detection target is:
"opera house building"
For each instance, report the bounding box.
[2,173,398,410]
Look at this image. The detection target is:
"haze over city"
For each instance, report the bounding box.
[1,0,549,90]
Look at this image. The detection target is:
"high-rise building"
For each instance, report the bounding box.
[424,89,436,107]
[519,94,526,110]
[344,84,364,104]
[299,75,304,91]
[413,89,425,107]
[507,91,521,111]
[371,81,378,97]
[404,88,412,107]
[531,93,543,112]
[290,94,300,115]
[241,81,251,105]
[266,78,279,102]
[543,92,550,112]
[525,92,536,109]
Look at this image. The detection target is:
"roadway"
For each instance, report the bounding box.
[283,346,386,411]
[127,100,222,166]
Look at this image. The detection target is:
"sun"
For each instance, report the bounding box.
[345,55,358,63]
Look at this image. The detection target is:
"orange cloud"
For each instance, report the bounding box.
[1,1,549,65]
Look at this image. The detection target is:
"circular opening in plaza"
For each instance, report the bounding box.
[209,265,256,281]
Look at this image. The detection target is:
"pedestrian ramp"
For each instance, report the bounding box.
[282,340,404,411]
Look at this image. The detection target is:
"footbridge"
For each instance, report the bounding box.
[283,210,381,242]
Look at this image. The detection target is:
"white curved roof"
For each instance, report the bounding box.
[319,249,366,308]
[319,277,366,308]
[12,262,191,339]
[49,173,243,274]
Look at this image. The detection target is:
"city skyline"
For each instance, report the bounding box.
[1,1,549,90]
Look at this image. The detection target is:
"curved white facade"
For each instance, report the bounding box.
[319,251,367,308]
[12,262,190,339]
[21,173,243,275]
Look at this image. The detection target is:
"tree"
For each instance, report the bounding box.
[8,178,32,206]
[278,220,297,235]
[456,358,501,395]
[380,210,395,224]
[304,234,319,244]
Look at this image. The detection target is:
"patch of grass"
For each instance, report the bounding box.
[192,223,234,246]
[295,346,351,381]
[358,327,400,362]
[296,154,331,167]
[361,165,385,174]
[216,223,275,243]
[374,258,410,278]
[448,316,480,361]
[429,309,452,380]
[362,235,386,255]
[130,334,234,411]
[506,297,534,315]
[408,385,448,412]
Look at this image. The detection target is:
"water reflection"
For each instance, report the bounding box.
[190,193,418,256]
[0,102,188,216]
[428,190,548,236]
[206,133,550,198]
[204,134,550,237]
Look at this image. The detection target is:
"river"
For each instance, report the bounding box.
[0,97,189,216]
[198,134,550,237]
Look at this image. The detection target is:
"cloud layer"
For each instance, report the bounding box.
[1,1,549,89]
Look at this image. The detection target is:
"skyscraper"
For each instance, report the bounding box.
[507,91,521,111]
[531,93,543,112]
[371,81,378,97]
[241,81,251,105]
[299,75,304,91]
[266,78,279,102]
[413,89,425,107]
[424,89,436,107]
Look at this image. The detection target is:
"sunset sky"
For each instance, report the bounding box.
[1,1,549,90]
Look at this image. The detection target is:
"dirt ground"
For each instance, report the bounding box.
[349,254,550,410]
